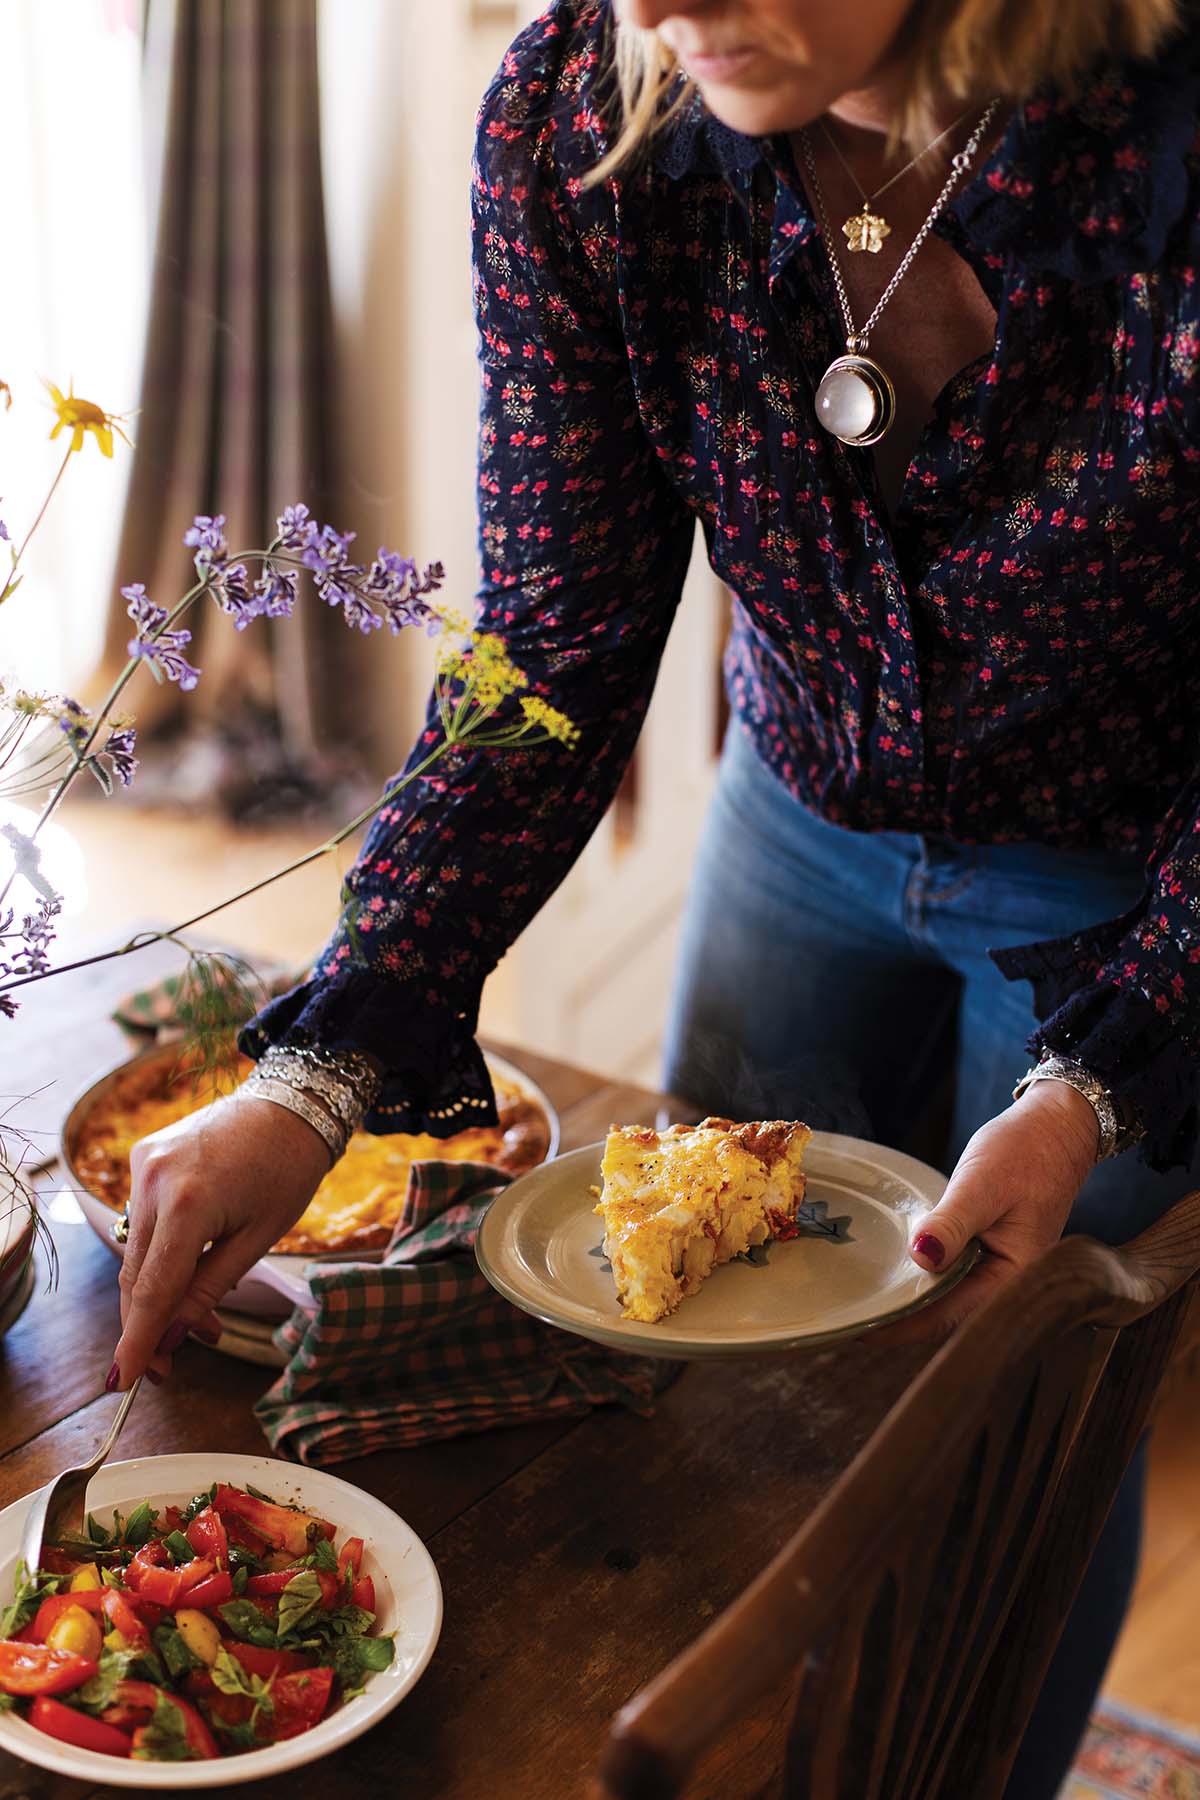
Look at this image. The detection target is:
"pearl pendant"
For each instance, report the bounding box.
[815,352,897,447]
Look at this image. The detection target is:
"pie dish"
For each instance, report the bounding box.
[60,1043,558,1320]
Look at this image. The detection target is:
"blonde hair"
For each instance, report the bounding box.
[588,0,1180,183]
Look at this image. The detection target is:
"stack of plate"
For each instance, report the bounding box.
[0,1185,37,1339]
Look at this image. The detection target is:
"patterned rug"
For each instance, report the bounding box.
[1061,1700,1200,1798]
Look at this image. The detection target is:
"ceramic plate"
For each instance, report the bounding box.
[60,1048,559,1322]
[476,1132,978,1357]
[0,1451,441,1787]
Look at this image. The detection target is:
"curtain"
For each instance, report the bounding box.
[96,0,365,821]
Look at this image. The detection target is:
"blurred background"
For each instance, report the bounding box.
[0,0,726,1087]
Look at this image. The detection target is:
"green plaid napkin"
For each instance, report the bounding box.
[253,1160,681,1465]
[112,959,297,1041]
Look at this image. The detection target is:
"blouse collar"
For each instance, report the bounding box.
[651,20,1200,285]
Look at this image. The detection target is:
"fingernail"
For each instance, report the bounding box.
[192,1322,222,1346]
[145,1368,164,1386]
[155,1319,188,1355]
[913,1232,946,1269]
[105,1361,121,1393]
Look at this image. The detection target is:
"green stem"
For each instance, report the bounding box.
[0,740,453,996]
[6,448,72,595]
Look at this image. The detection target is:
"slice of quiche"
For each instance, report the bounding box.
[594,1116,812,1324]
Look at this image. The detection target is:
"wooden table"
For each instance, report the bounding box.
[0,957,934,1798]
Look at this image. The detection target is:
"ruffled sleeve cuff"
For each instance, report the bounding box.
[238,966,499,1138]
[990,935,1199,1173]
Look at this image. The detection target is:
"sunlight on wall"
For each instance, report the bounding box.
[0,0,147,696]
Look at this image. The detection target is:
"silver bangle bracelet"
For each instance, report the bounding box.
[254,1045,380,1137]
[1011,1054,1143,1163]
[238,1074,345,1165]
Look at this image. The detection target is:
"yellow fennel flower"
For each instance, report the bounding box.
[43,379,133,458]
[438,628,528,712]
[520,695,580,747]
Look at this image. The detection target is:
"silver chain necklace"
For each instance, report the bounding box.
[798,99,1001,448]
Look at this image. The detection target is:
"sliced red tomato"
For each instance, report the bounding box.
[160,1505,185,1533]
[124,1546,215,1608]
[7,1622,42,1644]
[185,1668,254,1732]
[349,1574,375,1614]
[244,1567,339,1608]
[223,1512,271,1556]
[336,1536,364,1580]
[182,1569,233,1612]
[29,1693,133,1756]
[103,1680,219,1759]
[185,1505,229,1566]
[31,1589,107,1640]
[36,1549,87,1576]
[0,1640,97,1696]
[213,1484,334,1558]
[102,1587,150,1647]
[269,1665,334,1740]
[221,1638,313,1681]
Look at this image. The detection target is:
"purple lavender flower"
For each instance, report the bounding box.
[364,552,445,634]
[0,512,8,543]
[184,514,230,570]
[102,724,137,786]
[276,503,316,551]
[55,696,92,755]
[0,994,17,1019]
[301,523,358,584]
[123,583,201,691]
[253,566,298,619]
[210,561,265,630]
[0,897,61,980]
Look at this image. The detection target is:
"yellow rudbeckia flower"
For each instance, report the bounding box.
[42,379,133,458]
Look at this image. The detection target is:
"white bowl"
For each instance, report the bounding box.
[60,1047,560,1320]
[0,1451,442,1786]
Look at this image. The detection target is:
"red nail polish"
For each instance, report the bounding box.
[913,1232,946,1269]
[156,1319,188,1355]
[145,1368,164,1386]
[105,1362,121,1393]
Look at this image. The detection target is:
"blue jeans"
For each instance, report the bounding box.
[662,724,1199,1798]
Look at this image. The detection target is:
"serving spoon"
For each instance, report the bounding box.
[18,1375,143,1575]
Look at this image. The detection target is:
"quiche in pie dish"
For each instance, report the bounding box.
[69,1047,554,1256]
[594,1116,812,1323]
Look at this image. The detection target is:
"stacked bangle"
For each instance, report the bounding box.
[239,1044,383,1165]
[1011,1053,1145,1163]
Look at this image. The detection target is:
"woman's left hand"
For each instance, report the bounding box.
[881,1078,1100,1342]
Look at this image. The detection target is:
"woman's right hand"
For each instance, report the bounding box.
[110,1094,333,1389]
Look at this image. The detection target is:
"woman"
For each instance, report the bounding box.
[111,0,1199,1789]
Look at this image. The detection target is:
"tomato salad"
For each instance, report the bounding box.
[0,1481,394,1760]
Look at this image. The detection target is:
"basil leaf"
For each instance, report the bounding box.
[87,1512,114,1547]
[130,1645,168,1687]
[179,1483,218,1526]
[162,1530,194,1565]
[212,1716,261,1751]
[152,1623,199,1682]
[324,1631,395,1693]
[121,1501,158,1547]
[302,1536,339,1574]
[0,1560,63,1637]
[227,1544,266,1578]
[276,1570,323,1642]
[73,1646,136,1713]
[0,1693,16,1712]
[245,1484,277,1503]
[217,1599,279,1649]
[130,1690,197,1763]
[231,1564,249,1595]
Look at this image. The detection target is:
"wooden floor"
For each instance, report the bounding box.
[23,799,1200,1735]
[1104,1366,1200,1724]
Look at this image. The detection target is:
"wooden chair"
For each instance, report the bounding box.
[596,1191,1200,1800]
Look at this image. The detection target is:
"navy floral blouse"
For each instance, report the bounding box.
[244,0,1200,1172]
